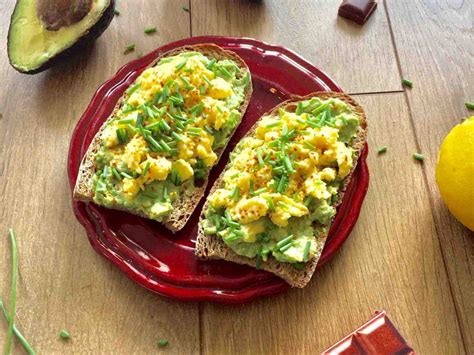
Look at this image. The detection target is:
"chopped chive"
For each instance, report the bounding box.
[229,187,240,200]
[145,121,160,130]
[279,243,293,253]
[303,141,315,150]
[114,8,120,16]
[3,229,18,355]
[276,235,293,249]
[160,120,171,132]
[117,118,135,125]
[189,103,204,115]
[256,148,265,167]
[182,5,189,12]
[249,181,255,195]
[206,59,216,70]
[102,165,110,178]
[59,329,70,340]
[311,102,329,117]
[377,146,387,154]
[141,191,159,199]
[179,76,193,90]
[267,198,275,211]
[218,66,232,78]
[112,167,122,180]
[199,85,207,95]
[293,262,305,270]
[277,175,288,194]
[120,171,133,179]
[265,120,282,128]
[465,102,474,110]
[402,79,413,88]
[203,126,214,135]
[144,26,157,34]
[171,132,183,142]
[159,140,171,152]
[283,155,293,173]
[413,153,425,161]
[143,161,151,175]
[203,76,212,86]
[145,135,162,152]
[253,187,268,195]
[175,59,188,73]
[216,105,224,113]
[296,102,303,115]
[303,241,311,262]
[126,82,141,96]
[116,128,128,144]
[136,113,144,128]
[123,44,136,54]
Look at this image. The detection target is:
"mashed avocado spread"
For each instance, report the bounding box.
[201,97,360,265]
[92,51,250,221]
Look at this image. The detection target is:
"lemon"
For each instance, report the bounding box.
[435,116,474,231]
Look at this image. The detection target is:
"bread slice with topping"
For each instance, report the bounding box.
[196,92,367,287]
[74,44,253,232]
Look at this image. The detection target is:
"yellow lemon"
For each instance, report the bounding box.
[435,117,474,231]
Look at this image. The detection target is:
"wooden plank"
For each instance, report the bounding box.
[0,1,198,353]
[385,1,474,351]
[200,93,464,354]
[190,0,401,94]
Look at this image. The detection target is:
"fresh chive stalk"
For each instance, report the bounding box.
[413,153,425,161]
[0,298,35,354]
[276,235,293,250]
[143,161,151,176]
[303,241,311,262]
[3,229,18,355]
[402,79,413,88]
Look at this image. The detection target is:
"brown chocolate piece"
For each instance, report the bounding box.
[338,0,377,25]
[322,311,416,354]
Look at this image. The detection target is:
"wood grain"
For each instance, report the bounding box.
[0,1,199,354]
[200,93,465,354]
[385,1,474,351]
[190,0,401,94]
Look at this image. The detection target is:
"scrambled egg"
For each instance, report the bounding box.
[93,51,249,210]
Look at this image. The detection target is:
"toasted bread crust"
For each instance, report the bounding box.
[195,92,367,288]
[73,44,253,232]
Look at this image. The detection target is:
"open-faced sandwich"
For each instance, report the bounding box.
[74,44,252,232]
[196,92,367,287]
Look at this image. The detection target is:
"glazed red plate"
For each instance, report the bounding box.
[68,36,369,303]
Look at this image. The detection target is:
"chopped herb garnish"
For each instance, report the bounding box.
[465,102,474,110]
[59,329,70,340]
[112,167,122,180]
[126,82,141,96]
[189,102,204,115]
[143,161,151,176]
[175,59,188,73]
[255,253,262,270]
[265,120,282,128]
[123,44,136,54]
[413,152,425,161]
[303,196,313,207]
[303,141,315,150]
[114,9,120,16]
[116,128,128,144]
[377,146,387,154]
[179,75,193,90]
[229,187,240,200]
[279,243,292,253]
[0,298,35,355]
[303,241,311,262]
[402,79,413,88]
[203,76,212,86]
[296,102,303,115]
[276,235,293,250]
[144,27,157,34]
[293,262,305,270]
[171,132,183,142]
[120,171,133,179]
[117,118,135,125]
[182,5,189,12]
[257,148,265,167]
[206,59,216,70]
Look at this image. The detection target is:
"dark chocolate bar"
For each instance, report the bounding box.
[338,0,377,25]
[322,311,415,354]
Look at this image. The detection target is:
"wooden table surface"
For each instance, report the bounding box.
[0,0,472,354]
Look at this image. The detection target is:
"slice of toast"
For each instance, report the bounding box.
[73,44,253,232]
[195,92,367,288]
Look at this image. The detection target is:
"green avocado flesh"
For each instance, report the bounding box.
[8,0,112,73]
[201,97,360,266]
[92,52,250,223]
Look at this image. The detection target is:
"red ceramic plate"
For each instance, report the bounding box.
[68,36,369,303]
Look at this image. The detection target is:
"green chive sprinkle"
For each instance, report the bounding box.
[123,44,136,54]
[171,132,183,142]
[206,59,216,70]
[257,149,264,167]
[175,59,188,73]
[267,198,275,211]
[303,141,315,150]
[377,146,387,154]
[265,120,281,128]
[116,128,128,144]
[3,229,18,355]
[465,102,474,110]
[229,187,240,200]
[144,27,157,34]
[113,9,120,16]
[158,338,169,347]
[59,329,70,340]
[117,118,135,125]
[413,153,425,161]
[160,120,171,132]
[402,79,413,88]
[296,102,303,115]
[120,171,133,179]
[293,262,305,270]
[112,167,122,180]
[255,253,262,270]
[126,82,141,96]
[303,241,311,262]
[283,155,293,173]
[143,161,151,175]
[303,196,313,207]
[276,235,293,250]
[279,243,292,253]
[182,5,189,12]
[0,298,35,354]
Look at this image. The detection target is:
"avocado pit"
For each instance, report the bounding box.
[36,0,93,31]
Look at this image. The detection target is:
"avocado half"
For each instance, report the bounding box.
[8,0,115,74]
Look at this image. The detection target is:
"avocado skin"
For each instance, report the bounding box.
[7,0,115,75]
